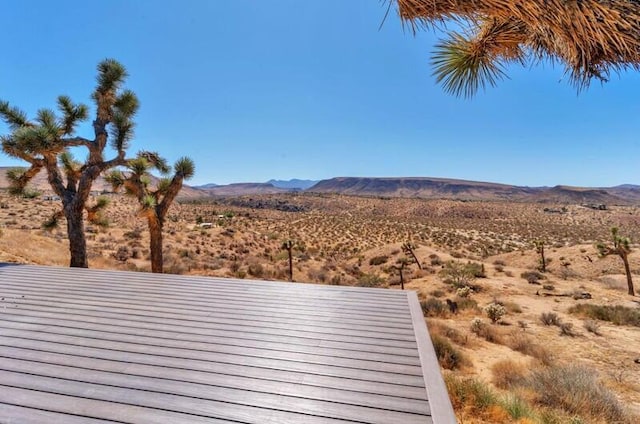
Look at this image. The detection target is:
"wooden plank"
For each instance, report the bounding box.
[1,283,412,326]
[0,402,120,424]
[0,329,423,377]
[1,270,409,308]
[0,357,431,418]
[0,348,429,410]
[0,307,418,350]
[2,265,405,299]
[2,293,416,336]
[408,291,456,424]
[0,318,419,366]
[0,385,242,424]
[0,311,419,357]
[0,285,413,328]
[0,370,428,424]
[1,304,418,344]
[0,344,427,400]
[1,281,410,322]
[0,335,426,387]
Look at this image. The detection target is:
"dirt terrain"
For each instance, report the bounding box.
[1,191,639,423]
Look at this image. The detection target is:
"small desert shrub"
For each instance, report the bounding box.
[504,301,522,313]
[491,359,528,389]
[521,270,545,284]
[430,322,469,346]
[542,283,555,291]
[421,297,447,317]
[568,304,640,327]
[431,334,467,369]
[470,318,502,343]
[430,289,446,298]
[583,319,602,336]
[368,255,388,266]
[485,302,506,323]
[559,322,578,337]
[456,286,472,298]
[445,375,499,417]
[455,297,480,312]
[527,365,629,423]
[466,262,486,278]
[439,261,476,288]
[507,332,553,365]
[112,246,131,262]
[357,273,385,288]
[493,259,506,266]
[494,264,504,272]
[247,263,265,278]
[500,395,536,421]
[540,312,562,326]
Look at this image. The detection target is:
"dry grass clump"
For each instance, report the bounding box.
[569,304,640,327]
[527,365,632,423]
[506,332,553,366]
[540,311,562,326]
[490,359,528,389]
[420,297,448,317]
[429,321,469,346]
[431,334,469,370]
[583,319,602,336]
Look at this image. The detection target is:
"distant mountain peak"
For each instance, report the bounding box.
[266,179,319,190]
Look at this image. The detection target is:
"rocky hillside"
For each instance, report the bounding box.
[308,177,637,204]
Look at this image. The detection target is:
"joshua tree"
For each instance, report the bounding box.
[106,152,195,273]
[391,257,410,290]
[401,242,422,270]
[282,239,295,281]
[391,0,640,97]
[597,227,635,296]
[0,59,138,267]
[534,240,547,273]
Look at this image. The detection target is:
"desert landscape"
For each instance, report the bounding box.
[1,185,639,424]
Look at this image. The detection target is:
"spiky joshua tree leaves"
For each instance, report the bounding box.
[596,227,635,296]
[391,0,640,97]
[0,59,138,267]
[106,153,195,273]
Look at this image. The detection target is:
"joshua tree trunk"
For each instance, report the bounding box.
[399,267,405,290]
[287,248,293,282]
[621,253,635,296]
[65,206,87,268]
[149,217,164,273]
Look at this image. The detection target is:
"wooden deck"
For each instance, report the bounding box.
[0,263,455,423]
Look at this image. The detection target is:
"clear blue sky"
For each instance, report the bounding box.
[1,0,639,187]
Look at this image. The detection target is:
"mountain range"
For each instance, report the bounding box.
[1,167,638,204]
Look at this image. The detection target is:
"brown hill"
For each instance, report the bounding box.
[308,177,634,204]
[308,177,533,200]
[0,166,206,199]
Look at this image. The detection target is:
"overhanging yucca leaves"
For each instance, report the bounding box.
[394,0,640,95]
[0,101,31,130]
[432,32,508,98]
[174,157,195,180]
